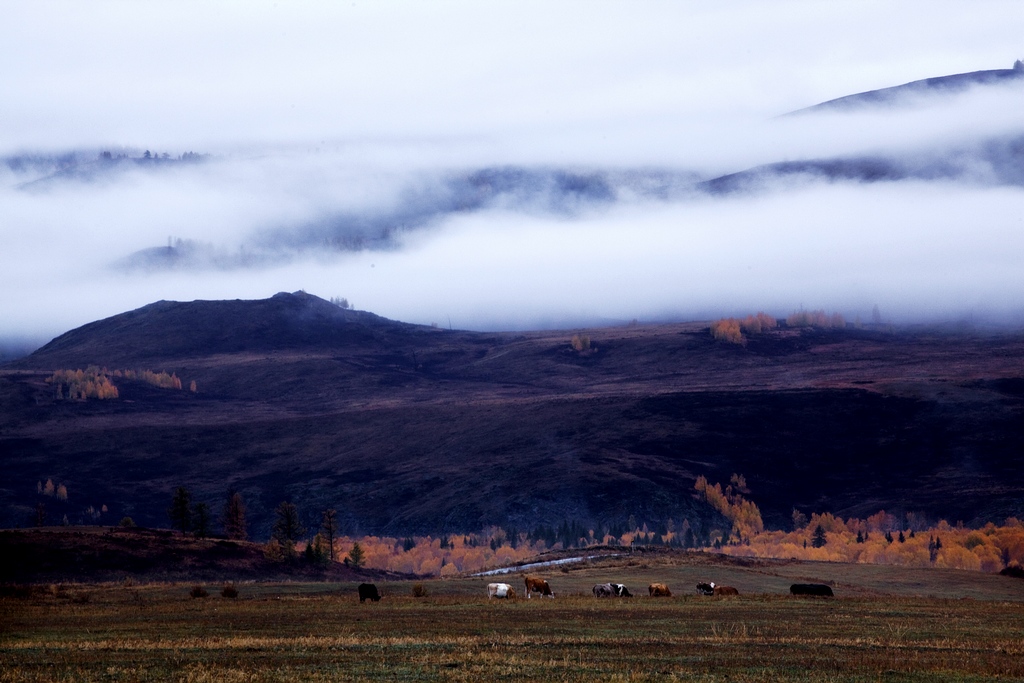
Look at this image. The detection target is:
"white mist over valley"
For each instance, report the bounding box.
[3,2,1024,351]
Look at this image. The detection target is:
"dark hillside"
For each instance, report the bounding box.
[0,527,398,584]
[2,293,1024,537]
[21,291,429,367]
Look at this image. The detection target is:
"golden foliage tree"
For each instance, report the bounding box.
[570,334,592,353]
[694,475,764,541]
[715,510,1024,572]
[711,312,777,344]
[48,367,119,400]
[710,319,743,344]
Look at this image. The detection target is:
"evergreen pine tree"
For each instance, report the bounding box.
[811,524,827,548]
[192,502,211,539]
[272,501,305,557]
[348,541,364,568]
[223,492,248,540]
[169,487,192,533]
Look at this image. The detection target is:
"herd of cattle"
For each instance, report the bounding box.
[357,578,835,601]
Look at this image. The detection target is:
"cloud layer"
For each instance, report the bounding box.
[2,1,1024,346]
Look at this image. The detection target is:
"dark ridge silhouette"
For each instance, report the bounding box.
[20,291,425,367]
[788,63,1024,115]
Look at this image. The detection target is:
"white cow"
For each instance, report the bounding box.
[487,582,516,599]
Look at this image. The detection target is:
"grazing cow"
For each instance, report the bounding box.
[610,583,632,597]
[524,576,554,599]
[487,583,516,599]
[648,582,672,597]
[713,585,739,596]
[790,583,834,597]
[696,582,716,596]
[358,583,381,602]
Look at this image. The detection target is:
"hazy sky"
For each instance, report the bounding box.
[2,1,1024,347]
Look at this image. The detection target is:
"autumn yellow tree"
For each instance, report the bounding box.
[710,319,743,344]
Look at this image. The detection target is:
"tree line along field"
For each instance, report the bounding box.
[3,558,1023,682]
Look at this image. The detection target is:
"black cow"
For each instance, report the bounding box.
[790,583,834,597]
[696,582,715,596]
[358,583,382,602]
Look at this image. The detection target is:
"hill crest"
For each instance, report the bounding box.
[17,291,426,368]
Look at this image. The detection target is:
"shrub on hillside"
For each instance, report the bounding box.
[221,584,239,598]
[190,586,208,598]
[570,334,591,353]
[263,539,286,563]
[740,312,777,335]
[787,309,845,329]
[411,583,428,598]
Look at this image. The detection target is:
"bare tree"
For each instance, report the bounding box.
[320,509,338,561]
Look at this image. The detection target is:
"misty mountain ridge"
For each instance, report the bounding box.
[6,62,1023,274]
[121,135,1024,272]
[5,149,208,192]
[788,60,1024,115]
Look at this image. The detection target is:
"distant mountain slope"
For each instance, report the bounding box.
[2,295,1024,538]
[698,135,1024,194]
[790,62,1024,115]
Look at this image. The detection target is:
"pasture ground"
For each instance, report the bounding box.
[3,558,1023,682]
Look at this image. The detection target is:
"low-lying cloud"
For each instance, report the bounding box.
[2,2,1024,348]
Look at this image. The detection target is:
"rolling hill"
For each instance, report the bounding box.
[789,62,1024,114]
[2,292,1024,539]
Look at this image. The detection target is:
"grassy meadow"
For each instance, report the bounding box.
[3,556,1023,682]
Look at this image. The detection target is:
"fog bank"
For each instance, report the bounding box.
[2,2,1024,344]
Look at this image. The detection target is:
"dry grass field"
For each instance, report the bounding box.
[3,556,1023,682]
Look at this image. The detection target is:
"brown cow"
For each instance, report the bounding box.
[713,585,739,596]
[648,582,672,597]
[524,576,554,599]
